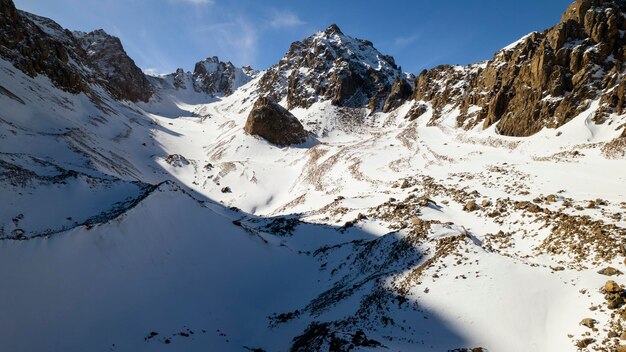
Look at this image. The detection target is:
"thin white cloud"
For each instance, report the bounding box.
[170,0,214,5]
[393,32,421,49]
[193,19,259,67]
[269,10,305,29]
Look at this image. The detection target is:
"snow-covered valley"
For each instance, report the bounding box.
[1,0,626,351]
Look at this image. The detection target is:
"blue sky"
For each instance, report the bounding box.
[14,0,573,75]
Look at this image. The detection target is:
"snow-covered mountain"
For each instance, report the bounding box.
[150,56,257,98]
[74,29,154,102]
[145,56,258,116]
[1,0,626,351]
[259,24,413,111]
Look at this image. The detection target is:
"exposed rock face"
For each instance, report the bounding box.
[259,24,410,111]
[0,0,154,102]
[244,97,309,145]
[151,56,256,97]
[412,0,626,136]
[74,30,153,102]
[192,56,255,96]
[383,78,413,113]
[0,1,88,94]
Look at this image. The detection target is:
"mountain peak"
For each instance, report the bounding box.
[151,56,256,97]
[561,0,625,23]
[324,23,343,36]
[259,24,409,111]
[199,56,225,65]
[75,29,153,102]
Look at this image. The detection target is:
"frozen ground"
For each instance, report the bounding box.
[1,50,625,351]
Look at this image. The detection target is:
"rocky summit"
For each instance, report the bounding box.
[259,24,411,111]
[149,56,257,99]
[1,0,626,351]
[74,29,153,102]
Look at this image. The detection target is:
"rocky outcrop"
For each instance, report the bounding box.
[411,0,626,136]
[192,56,255,96]
[259,24,410,112]
[0,0,154,102]
[244,97,309,145]
[0,1,89,94]
[74,29,153,102]
[383,78,413,113]
[151,56,256,97]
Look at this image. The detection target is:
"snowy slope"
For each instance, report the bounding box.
[1,2,626,351]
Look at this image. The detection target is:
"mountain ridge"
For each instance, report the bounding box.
[4,0,626,136]
[409,0,626,136]
[1,1,626,351]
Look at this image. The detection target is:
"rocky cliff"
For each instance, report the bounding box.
[0,0,154,102]
[193,56,256,96]
[74,29,153,102]
[259,24,412,112]
[0,0,88,94]
[410,0,626,137]
[152,56,256,97]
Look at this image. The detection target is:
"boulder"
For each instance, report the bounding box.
[464,200,479,212]
[605,280,623,293]
[599,267,623,276]
[165,154,189,167]
[580,318,596,328]
[244,97,309,146]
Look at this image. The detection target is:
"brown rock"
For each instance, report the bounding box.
[576,338,595,348]
[383,77,413,112]
[0,6,89,95]
[606,280,623,293]
[75,30,153,102]
[599,267,623,276]
[464,200,479,212]
[580,318,596,328]
[407,0,626,136]
[244,97,309,146]
[608,297,624,309]
[405,103,428,121]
